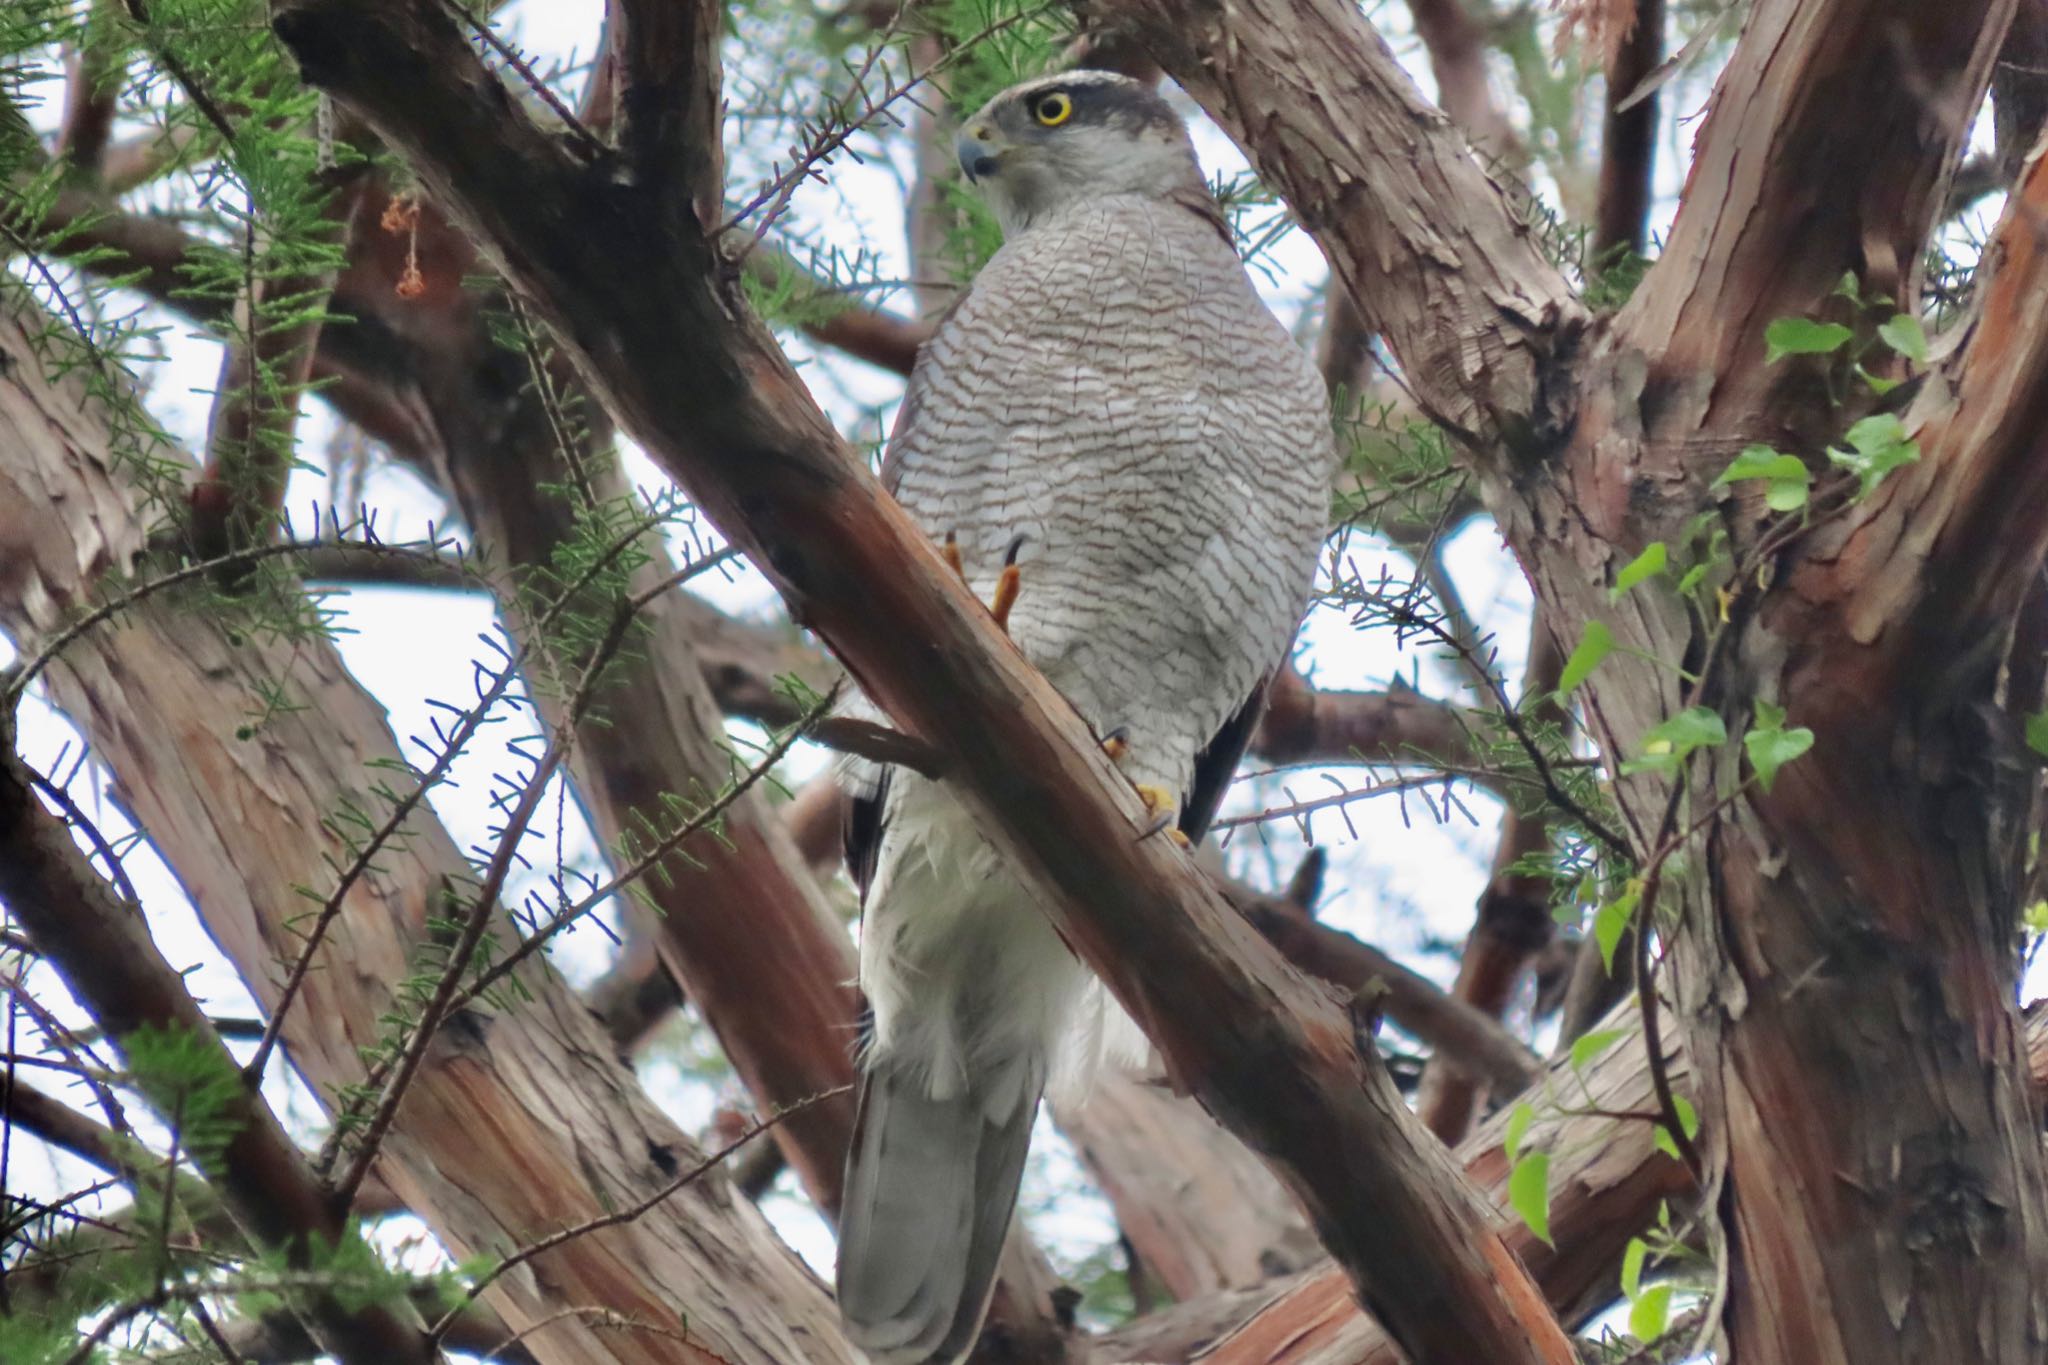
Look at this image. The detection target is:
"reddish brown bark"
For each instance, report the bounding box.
[0,302,851,1365]
[1194,1013,1692,1364]
[266,2,1578,1359]
[0,720,434,1365]
[1075,0,2048,1359]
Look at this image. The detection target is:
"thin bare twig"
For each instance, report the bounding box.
[427,1085,850,1344]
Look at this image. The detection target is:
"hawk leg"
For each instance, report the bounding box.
[989,533,1027,633]
[943,531,1027,635]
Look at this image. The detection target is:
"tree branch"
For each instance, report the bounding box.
[0,724,435,1365]
[1224,883,1541,1096]
[1405,0,1523,164]
[55,0,123,174]
[1250,665,1495,788]
[1617,0,2008,426]
[1593,0,1662,258]
[266,2,1577,1357]
[1188,1001,1694,1363]
[1077,0,1581,464]
[611,0,724,224]
[0,293,852,1363]
[188,175,366,558]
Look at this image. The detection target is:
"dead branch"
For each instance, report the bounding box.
[1251,663,1493,787]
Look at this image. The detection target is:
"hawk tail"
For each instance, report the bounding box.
[836,1058,1038,1364]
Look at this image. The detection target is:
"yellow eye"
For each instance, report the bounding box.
[1033,92,1073,127]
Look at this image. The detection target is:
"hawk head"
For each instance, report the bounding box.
[956,71,1204,234]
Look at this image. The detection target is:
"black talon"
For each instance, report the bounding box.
[1004,532,1028,566]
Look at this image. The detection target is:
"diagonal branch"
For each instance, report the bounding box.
[0,725,436,1365]
[266,1,1576,1359]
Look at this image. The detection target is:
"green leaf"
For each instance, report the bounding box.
[1833,271,1863,301]
[1629,1283,1675,1341]
[1508,1150,1553,1247]
[1753,698,1786,731]
[1620,1237,1649,1300]
[2023,711,2048,759]
[1671,1094,1700,1139]
[1845,413,1909,455]
[1504,1100,1535,1164]
[1715,445,1810,511]
[1610,542,1668,601]
[1745,723,1814,792]
[1628,706,1727,777]
[1878,312,1928,364]
[1714,445,1799,484]
[1569,1027,1627,1072]
[1764,476,1811,512]
[1653,1126,1681,1161]
[1676,563,1710,595]
[2025,900,2048,935]
[1594,888,1638,974]
[1765,317,1853,364]
[1856,364,1903,396]
[1829,414,1921,498]
[1558,620,1613,697]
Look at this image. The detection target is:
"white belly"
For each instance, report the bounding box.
[859,773,1147,1114]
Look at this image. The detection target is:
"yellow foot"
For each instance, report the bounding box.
[991,563,1021,633]
[1134,783,1191,848]
[1100,726,1130,764]
[989,533,1027,635]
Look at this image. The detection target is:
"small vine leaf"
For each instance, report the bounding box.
[1559,620,1614,696]
[1878,312,1928,364]
[1504,1099,1536,1164]
[1621,1237,1649,1300]
[1764,317,1852,364]
[1611,542,1668,601]
[1508,1150,1553,1247]
[1569,1027,1627,1072]
[1629,1283,1675,1341]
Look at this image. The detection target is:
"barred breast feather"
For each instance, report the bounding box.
[836,186,1334,1365]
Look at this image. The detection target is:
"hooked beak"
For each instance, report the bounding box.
[956,124,1003,182]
